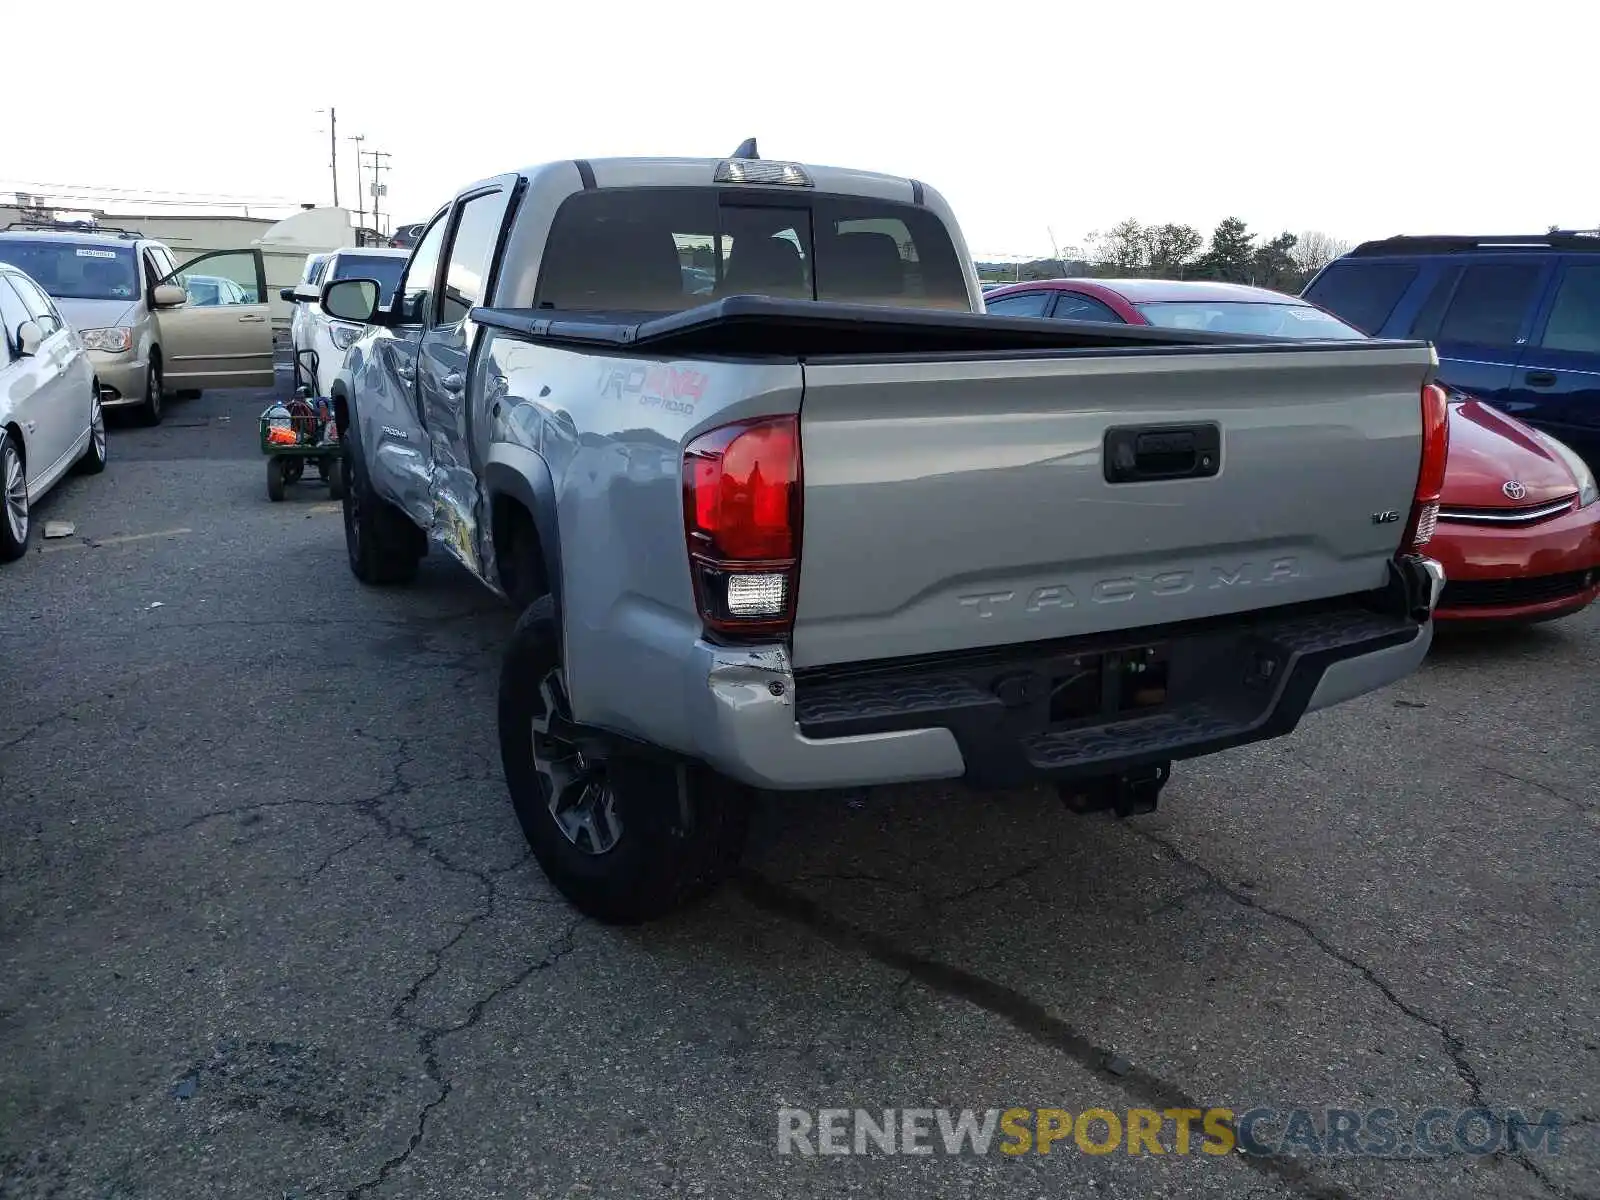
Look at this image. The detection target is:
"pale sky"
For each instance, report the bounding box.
[8,0,1596,258]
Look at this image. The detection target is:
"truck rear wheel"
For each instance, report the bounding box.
[499,596,751,924]
[341,444,421,585]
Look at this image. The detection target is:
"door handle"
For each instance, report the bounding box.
[1103,423,1222,483]
[441,372,464,394]
[1525,370,1558,388]
[236,314,267,324]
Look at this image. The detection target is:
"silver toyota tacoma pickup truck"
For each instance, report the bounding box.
[321,144,1449,923]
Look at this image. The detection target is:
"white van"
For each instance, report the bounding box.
[282,248,408,398]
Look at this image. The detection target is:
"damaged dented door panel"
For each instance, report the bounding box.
[361,210,450,529]
[417,179,518,577]
[155,249,274,388]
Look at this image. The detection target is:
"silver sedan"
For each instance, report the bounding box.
[0,262,106,560]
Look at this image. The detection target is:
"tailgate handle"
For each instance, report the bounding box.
[1104,423,1221,483]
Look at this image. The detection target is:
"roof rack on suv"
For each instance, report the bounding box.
[2,220,146,239]
[1347,231,1600,257]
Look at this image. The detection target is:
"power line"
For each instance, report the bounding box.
[0,178,302,204]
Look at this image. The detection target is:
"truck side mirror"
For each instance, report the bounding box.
[322,278,380,323]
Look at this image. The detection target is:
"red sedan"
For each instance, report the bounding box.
[983,278,1600,624]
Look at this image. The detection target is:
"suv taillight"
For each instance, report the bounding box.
[1403,382,1450,550]
[683,415,801,637]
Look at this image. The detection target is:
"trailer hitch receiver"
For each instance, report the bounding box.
[1058,762,1171,818]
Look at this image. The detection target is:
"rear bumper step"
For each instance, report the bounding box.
[795,596,1427,789]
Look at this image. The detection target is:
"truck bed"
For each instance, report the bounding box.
[471,295,1324,357]
[473,297,1437,673]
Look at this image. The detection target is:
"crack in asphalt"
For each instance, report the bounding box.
[1130,826,1590,1200]
[736,869,1352,1200]
[321,734,586,1199]
[1480,766,1593,816]
[297,830,377,885]
[0,704,83,754]
[345,885,583,1200]
[790,850,1059,911]
[92,721,580,1199]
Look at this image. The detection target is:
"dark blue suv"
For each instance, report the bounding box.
[1303,231,1600,470]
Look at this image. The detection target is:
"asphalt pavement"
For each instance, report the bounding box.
[1,378,1596,1200]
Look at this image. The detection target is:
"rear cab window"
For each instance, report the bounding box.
[532,187,968,313]
[1302,261,1418,334]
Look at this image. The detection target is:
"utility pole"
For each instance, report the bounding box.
[361,149,392,237]
[346,134,366,240]
[316,108,339,207]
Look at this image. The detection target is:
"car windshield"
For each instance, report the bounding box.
[332,255,406,305]
[534,186,970,313]
[0,239,140,301]
[1136,301,1367,339]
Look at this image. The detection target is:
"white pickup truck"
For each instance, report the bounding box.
[320,144,1448,922]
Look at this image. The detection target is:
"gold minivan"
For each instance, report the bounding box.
[0,224,275,425]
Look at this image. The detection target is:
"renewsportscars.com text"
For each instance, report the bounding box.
[777,1106,1568,1158]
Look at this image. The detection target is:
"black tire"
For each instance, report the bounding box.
[266,457,287,502]
[284,459,304,485]
[1,431,31,562]
[341,443,421,585]
[138,357,164,426]
[324,457,346,500]
[76,386,107,475]
[499,596,752,924]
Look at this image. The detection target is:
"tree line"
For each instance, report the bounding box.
[977,218,1353,293]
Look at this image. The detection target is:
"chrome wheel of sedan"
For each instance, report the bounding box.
[1,436,28,559]
[77,392,108,475]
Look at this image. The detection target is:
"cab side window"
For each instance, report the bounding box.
[438,190,511,326]
[397,215,449,325]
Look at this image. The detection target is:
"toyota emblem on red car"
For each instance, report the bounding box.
[1502,480,1527,500]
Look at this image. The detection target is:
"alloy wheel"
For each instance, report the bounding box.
[3,444,27,546]
[530,667,622,855]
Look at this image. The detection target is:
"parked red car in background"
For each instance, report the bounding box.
[983,278,1600,625]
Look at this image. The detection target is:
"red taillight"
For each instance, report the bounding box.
[683,415,801,635]
[1403,382,1451,550]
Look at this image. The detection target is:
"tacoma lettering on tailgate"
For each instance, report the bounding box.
[958,559,1302,619]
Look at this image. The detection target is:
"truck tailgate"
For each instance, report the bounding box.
[792,342,1435,669]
